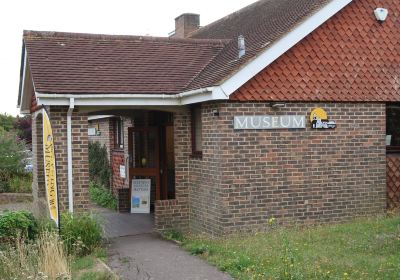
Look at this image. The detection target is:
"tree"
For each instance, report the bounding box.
[14,116,32,144]
[0,129,27,192]
[0,113,15,132]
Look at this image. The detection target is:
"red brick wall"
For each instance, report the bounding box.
[52,107,90,211]
[32,106,90,213]
[155,110,190,232]
[187,102,387,235]
[189,103,226,235]
[111,150,125,195]
[32,112,47,216]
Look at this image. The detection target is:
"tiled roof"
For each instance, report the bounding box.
[24,31,227,94]
[231,0,400,102]
[187,0,330,90]
[24,0,331,95]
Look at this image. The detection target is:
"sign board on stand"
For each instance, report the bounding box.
[131,179,151,213]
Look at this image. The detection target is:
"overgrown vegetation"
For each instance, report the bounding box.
[89,182,117,210]
[0,113,32,193]
[0,210,107,279]
[60,212,103,256]
[172,215,400,280]
[89,142,111,189]
[0,129,31,193]
[0,231,70,280]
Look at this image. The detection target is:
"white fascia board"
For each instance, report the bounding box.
[37,95,180,106]
[219,0,352,96]
[180,87,228,105]
[19,47,30,112]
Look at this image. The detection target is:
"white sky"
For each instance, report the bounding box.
[0,0,256,116]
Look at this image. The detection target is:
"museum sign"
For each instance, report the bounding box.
[234,115,306,130]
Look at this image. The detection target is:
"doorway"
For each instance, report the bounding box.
[128,111,175,211]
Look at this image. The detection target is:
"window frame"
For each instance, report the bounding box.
[114,118,124,149]
[191,105,203,158]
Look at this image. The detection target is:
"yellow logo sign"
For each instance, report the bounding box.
[310,108,336,129]
[43,109,59,227]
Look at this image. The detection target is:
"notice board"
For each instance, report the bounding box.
[131,179,151,213]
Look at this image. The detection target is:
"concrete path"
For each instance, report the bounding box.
[107,233,234,280]
[92,206,154,238]
[97,207,232,279]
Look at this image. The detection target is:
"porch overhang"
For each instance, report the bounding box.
[35,86,228,107]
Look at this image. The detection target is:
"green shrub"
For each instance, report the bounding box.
[0,129,27,192]
[89,182,117,210]
[89,142,111,188]
[60,212,103,256]
[0,210,38,241]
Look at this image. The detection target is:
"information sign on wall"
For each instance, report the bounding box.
[234,115,305,130]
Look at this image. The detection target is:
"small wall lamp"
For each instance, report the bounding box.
[212,109,219,116]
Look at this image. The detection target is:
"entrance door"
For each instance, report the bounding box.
[128,127,161,206]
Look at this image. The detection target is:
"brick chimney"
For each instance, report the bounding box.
[171,13,200,38]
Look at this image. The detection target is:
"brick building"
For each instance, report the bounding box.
[18,0,400,235]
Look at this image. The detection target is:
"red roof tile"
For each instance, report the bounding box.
[187,0,330,90]
[231,0,400,102]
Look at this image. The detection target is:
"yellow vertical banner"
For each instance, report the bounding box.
[42,109,59,227]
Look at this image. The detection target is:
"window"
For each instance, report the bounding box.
[115,118,124,149]
[386,104,400,152]
[191,105,202,156]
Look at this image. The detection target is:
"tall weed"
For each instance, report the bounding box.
[0,231,71,279]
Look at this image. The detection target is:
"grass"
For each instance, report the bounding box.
[72,250,116,280]
[174,215,400,280]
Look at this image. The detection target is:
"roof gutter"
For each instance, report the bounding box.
[35,86,229,107]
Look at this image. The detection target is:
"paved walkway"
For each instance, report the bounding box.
[97,208,154,238]
[97,208,233,280]
[107,233,233,280]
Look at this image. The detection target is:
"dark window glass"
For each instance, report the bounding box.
[386,105,400,148]
[191,106,202,156]
[115,118,124,149]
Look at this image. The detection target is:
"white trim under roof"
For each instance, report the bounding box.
[26,0,351,109]
[35,86,227,107]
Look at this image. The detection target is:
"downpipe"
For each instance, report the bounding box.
[67,98,75,213]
